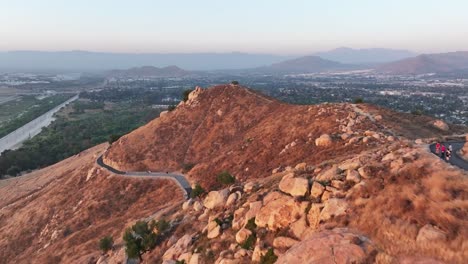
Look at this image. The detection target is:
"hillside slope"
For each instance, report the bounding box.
[104,84,460,189]
[0,145,183,263]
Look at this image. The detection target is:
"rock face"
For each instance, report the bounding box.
[255,192,304,230]
[276,229,373,264]
[278,176,309,197]
[432,119,449,131]
[203,189,229,209]
[315,134,333,147]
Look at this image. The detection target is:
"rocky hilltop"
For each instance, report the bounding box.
[0,84,467,264]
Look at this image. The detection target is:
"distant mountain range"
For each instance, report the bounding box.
[377,51,468,74]
[313,47,417,64]
[0,51,289,71]
[107,65,192,78]
[2,49,468,76]
[256,55,355,74]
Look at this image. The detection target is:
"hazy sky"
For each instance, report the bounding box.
[1,0,467,54]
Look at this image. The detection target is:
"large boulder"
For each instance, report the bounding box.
[203,189,229,209]
[279,176,309,197]
[276,229,373,264]
[255,192,304,230]
[315,134,333,147]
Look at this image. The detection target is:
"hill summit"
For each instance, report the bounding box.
[0,84,467,263]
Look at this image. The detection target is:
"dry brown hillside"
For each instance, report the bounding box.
[0,145,183,264]
[1,84,466,264]
[104,84,461,189]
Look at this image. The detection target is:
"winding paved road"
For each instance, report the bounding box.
[96,155,192,199]
[429,142,468,170]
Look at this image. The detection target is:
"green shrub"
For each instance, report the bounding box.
[182,163,195,172]
[99,235,114,253]
[6,166,21,176]
[175,260,186,264]
[182,89,193,102]
[240,233,256,250]
[260,248,278,264]
[108,134,122,144]
[217,171,235,185]
[190,183,206,198]
[245,218,257,232]
[231,80,239,85]
[152,219,170,233]
[411,109,424,115]
[353,97,364,104]
[123,221,160,260]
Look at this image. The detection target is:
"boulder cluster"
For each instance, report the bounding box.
[160,156,381,264]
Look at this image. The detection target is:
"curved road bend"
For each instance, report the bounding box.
[96,155,192,199]
[429,142,468,171]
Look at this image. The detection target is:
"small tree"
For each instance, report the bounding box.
[99,235,114,253]
[190,183,206,198]
[231,80,239,85]
[167,105,176,112]
[108,134,122,144]
[217,171,236,186]
[353,97,364,104]
[182,89,193,102]
[123,221,159,261]
[6,166,21,176]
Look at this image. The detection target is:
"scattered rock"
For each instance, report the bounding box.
[315,134,333,147]
[193,201,204,212]
[315,165,340,181]
[346,170,361,183]
[432,119,449,131]
[243,182,257,193]
[203,189,229,209]
[416,224,447,244]
[295,162,307,171]
[226,193,239,207]
[255,192,304,230]
[235,228,252,244]
[310,181,325,201]
[207,221,221,239]
[338,160,361,171]
[273,236,299,249]
[279,176,309,197]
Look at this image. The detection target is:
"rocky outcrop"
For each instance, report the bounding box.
[163,234,193,260]
[320,198,348,221]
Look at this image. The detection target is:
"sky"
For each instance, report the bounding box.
[1,0,467,55]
